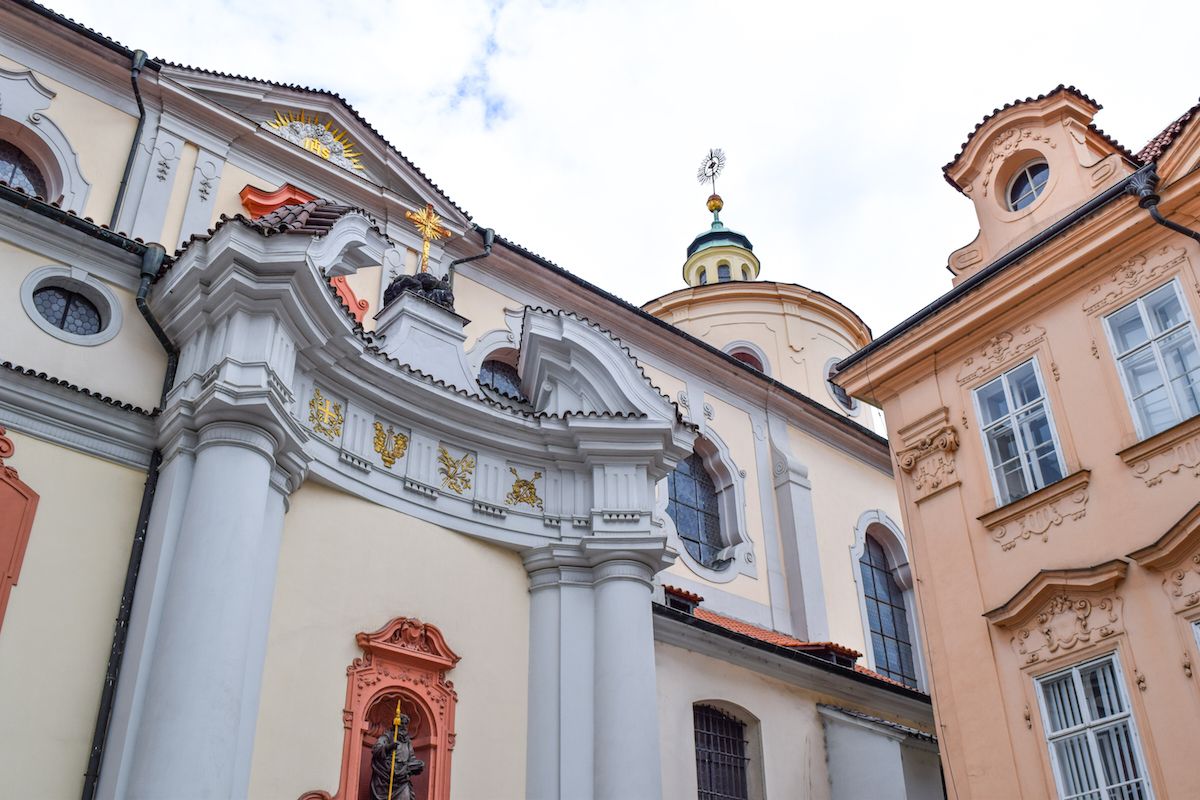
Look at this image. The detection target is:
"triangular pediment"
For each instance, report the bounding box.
[163,67,471,230]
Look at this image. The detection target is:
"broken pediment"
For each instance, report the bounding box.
[943,86,1137,284]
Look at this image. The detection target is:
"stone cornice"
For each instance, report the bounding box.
[984,559,1128,628]
[1117,412,1200,487]
[1127,502,1200,571]
[977,469,1090,552]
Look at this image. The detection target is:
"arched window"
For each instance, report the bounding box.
[741,264,751,280]
[667,453,725,568]
[698,267,708,285]
[694,705,749,800]
[0,139,47,197]
[478,358,522,398]
[859,535,917,687]
[825,359,859,414]
[730,350,763,372]
[717,263,731,282]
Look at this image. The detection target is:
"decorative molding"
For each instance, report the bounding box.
[1118,413,1200,487]
[20,265,123,347]
[329,276,369,322]
[298,617,458,800]
[308,387,345,442]
[980,127,1056,197]
[1082,245,1188,315]
[506,466,543,510]
[266,110,364,172]
[1128,502,1200,614]
[0,67,91,210]
[0,426,39,637]
[894,407,960,502]
[978,470,1090,551]
[436,446,475,495]
[372,421,409,469]
[238,181,317,218]
[956,325,1047,386]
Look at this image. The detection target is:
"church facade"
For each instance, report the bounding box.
[837,86,1200,798]
[0,3,940,799]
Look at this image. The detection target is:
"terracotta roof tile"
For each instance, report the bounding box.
[855,664,910,689]
[252,198,361,235]
[1137,101,1200,164]
[693,608,863,660]
[663,584,704,604]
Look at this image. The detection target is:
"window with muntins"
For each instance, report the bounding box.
[0,139,46,197]
[478,358,523,399]
[1037,654,1152,800]
[717,264,731,282]
[694,705,749,800]
[32,285,102,336]
[1007,159,1049,211]
[1104,279,1200,439]
[975,358,1065,505]
[859,535,917,687]
[667,453,725,569]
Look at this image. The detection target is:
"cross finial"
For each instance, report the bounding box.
[405,203,452,273]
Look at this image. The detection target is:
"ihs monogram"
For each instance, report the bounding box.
[308,388,344,440]
[372,422,409,468]
[437,446,476,495]
[506,467,543,510]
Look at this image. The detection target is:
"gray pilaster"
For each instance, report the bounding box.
[129,126,184,243]
[176,148,225,247]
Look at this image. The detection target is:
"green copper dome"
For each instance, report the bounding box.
[686,212,754,258]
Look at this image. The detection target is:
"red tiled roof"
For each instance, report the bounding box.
[855,664,909,689]
[1136,101,1200,164]
[663,584,704,604]
[252,198,360,235]
[693,608,862,660]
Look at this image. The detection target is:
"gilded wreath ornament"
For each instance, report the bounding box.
[506,467,544,510]
[308,387,344,440]
[373,422,409,469]
[437,447,475,495]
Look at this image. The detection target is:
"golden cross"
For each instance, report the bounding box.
[315,398,338,426]
[405,203,452,273]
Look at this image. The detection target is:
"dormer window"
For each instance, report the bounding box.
[1006,159,1049,211]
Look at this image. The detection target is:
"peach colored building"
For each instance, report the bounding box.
[836,86,1200,799]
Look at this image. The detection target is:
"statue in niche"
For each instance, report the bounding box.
[370,711,425,800]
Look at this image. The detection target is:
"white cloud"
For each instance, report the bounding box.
[45,0,1200,332]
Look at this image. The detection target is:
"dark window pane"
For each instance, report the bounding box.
[694,705,749,800]
[717,264,731,282]
[860,534,917,687]
[0,139,48,197]
[666,453,727,569]
[478,359,524,399]
[32,285,101,335]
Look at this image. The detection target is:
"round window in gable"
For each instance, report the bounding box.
[21,266,121,346]
[1006,159,1049,212]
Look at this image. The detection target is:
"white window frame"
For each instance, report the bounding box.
[1006,158,1049,212]
[1103,278,1200,440]
[972,356,1067,506]
[1034,653,1154,800]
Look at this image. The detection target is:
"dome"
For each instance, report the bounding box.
[681,194,760,287]
[686,217,754,258]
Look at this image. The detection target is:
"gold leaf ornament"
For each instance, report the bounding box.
[308,388,344,440]
[506,467,544,510]
[437,447,476,494]
[373,422,409,468]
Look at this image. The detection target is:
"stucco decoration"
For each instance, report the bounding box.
[239,182,318,218]
[436,445,475,495]
[979,128,1056,198]
[0,67,90,210]
[1081,245,1188,315]
[895,408,960,502]
[1128,502,1200,615]
[298,617,459,800]
[0,427,38,635]
[330,276,369,322]
[978,470,1090,551]
[1118,413,1200,487]
[985,560,1127,669]
[956,324,1047,386]
[372,422,409,469]
[308,387,345,441]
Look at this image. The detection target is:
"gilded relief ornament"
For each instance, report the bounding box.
[506,467,544,510]
[437,446,475,494]
[266,110,363,171]
[373,422,409,469]
[308,388,344,440]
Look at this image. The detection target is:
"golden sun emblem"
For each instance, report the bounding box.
[437,446,476,495]
[267,110,364,171]
[506,467,544,510]
[372,422,409,469]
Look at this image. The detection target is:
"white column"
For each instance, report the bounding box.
[124,422,286,799]
[592,557,662,800]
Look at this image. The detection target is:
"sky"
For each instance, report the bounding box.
[45,0,1200,334]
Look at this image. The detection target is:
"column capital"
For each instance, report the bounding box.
[522,535,674,588]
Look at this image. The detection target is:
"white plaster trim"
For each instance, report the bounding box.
[0,67,91,211]
[20,265,123,346]
[850,510,928,690]
[723,339,772,377]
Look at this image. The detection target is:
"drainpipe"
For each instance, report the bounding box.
[1127,166,1200,244]
[447,226,494,288]
[109,49,148,231]
[82,243,172,800]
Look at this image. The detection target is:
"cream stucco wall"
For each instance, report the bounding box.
[0,239,166,410]
[249,481,529,800]
[789,426,905,658]
[455,271,523,351]
[657,641,833,800]
[210,163,275,226]
[0,432,144,799]
[0,53,136,221]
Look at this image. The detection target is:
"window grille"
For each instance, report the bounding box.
[859,536,917,687]
[32,285,101,336]
[1104,279,1200,439]
[974,358,1065,505]
[1036,655,1152,800]
[694,705,749,800]
[667,453,725,568]
[0,139,47,197]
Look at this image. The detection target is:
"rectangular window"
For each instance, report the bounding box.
[1104,279,1200,439]
[694,705,749,800]
[974,358,1065,505]
[1036,654,1152,800]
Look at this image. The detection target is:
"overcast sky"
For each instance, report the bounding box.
[48,0,1200,334]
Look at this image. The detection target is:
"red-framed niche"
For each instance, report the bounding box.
[300,617,460,800]
[0,427,38,636]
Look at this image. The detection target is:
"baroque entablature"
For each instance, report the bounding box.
[894,408,959,503]
[1129,502,1200,616]
[1081,245,1190,316]
[985,560,1128,669]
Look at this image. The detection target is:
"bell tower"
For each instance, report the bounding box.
[682,149,761,287]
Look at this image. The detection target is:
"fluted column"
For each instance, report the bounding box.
[124,423,290,799]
